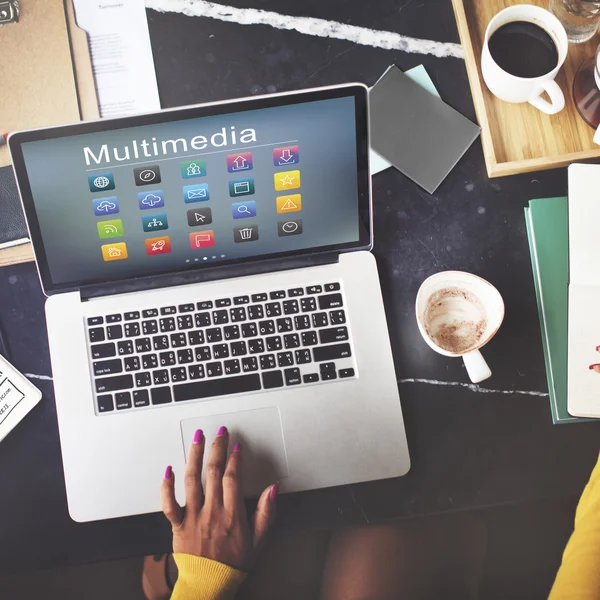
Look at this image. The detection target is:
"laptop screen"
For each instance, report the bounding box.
[10,85,370,294]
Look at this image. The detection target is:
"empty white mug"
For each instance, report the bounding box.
[415,271,505,384]
[481,5,568,115]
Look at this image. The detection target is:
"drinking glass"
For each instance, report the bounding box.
[549,0,600,43]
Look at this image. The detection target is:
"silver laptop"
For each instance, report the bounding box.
[9,84,410,522]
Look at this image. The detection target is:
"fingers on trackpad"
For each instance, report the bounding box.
[181,407,289,497]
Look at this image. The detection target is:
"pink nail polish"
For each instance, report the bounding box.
[217,426,228,437]
[164,465,172,480]
[193,429,203,444]
[232,442,241,452]
[269,482,279,502]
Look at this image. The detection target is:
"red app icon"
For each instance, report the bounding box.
[190,230,215,249]
[145,236,171,255]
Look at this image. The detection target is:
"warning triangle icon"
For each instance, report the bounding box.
[281,198,297,210]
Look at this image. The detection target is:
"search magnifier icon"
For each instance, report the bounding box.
[237,205,250,214]
[232,201,256,219]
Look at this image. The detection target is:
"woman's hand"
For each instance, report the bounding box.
[161,426,277,571]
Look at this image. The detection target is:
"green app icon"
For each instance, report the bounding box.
[181,159,207,179]
[97,219,124,239]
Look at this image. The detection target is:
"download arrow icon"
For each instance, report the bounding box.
[279,149,294,163]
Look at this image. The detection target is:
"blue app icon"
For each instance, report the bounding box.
[232,200,257,219]
[141,212,168,232]
[183,183,210,203]
[88,172,115,193]
[137,190,165,210]
[92,196,119,216]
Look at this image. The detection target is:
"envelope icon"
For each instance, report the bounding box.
[189,189,206,199]
[183,184,210,203]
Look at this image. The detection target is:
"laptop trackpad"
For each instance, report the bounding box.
[180,407,289,497]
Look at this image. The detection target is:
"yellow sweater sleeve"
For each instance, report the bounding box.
[171,554,246,600]
[549,454,600,599]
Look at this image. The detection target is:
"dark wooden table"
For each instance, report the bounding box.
[1,0,599,573]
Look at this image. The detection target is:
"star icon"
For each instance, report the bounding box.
[279,174,295,186]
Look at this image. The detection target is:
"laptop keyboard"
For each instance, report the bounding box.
[86,282,356,414]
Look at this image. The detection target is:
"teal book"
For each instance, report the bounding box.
[525,197,590,424]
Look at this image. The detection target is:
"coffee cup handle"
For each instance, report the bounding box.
[528,80,565,115]
[462,350,492,384]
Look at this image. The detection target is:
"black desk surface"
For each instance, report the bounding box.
[2,0,600,573]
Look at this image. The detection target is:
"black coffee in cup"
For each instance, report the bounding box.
[488,21,559,79]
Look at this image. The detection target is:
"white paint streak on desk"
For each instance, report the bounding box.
[399,378,549,397]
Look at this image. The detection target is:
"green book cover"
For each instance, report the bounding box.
[525,197,590,424]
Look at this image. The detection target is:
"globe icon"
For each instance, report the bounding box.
[93,176,111,189]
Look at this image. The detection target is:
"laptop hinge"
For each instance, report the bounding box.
[80,252,340,301]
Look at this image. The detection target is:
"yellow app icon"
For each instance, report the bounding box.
[276,194,302,214]
[274,170,300,191]
[101,242,128,261]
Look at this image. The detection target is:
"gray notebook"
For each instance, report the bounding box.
[370,66,480,193]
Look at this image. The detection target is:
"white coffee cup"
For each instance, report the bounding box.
[415,271,505,384]
[481,5,568,115]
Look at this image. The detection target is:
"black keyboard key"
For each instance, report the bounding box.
[230,341,247,356]
[283,300,299,315]
[314,343,352,362]
[206,362,223,377]
[160,317,176,332]
[262,370,284,389]
[276,318,293,333]
[171,333,187,348]
[151,386,172,405]
[88,316,103,326]
[312,313,328,328]
[266,336,282,351]
[95,374,133,393]
[142,320,158,335]
[188,330,205,345]
[248,305,264,320]
[318,293,343,310]
[260,354,276,370]
[230,307,247,322]
[213,344,229,359]
[288,288,304,297]
[277,352,294,367]
[339,368,355,378]
[124,322,140,338]
[302,331,318,346]
[160,351,176,367]
[330,310,346,325]
[213,310,229,325]
[251,293,268,302]
[97,394,114,412]
[135,338,152,353]
[216,298,232,307]
[319,326,349,344]
[234,295,250,305]
[161,306,176,315]
[306,285,322,294]
[177,314,194,330]
[241,323,257,338]
[117,340,134,355]
[142,308,159,318]
[171,367,187,382]
[174,373,261,401]
[270,290,286,300]
[224,359,241,375]
[284,334,300,349]
[125,311,140,321]
[135,372,151,387]
[142,353,158,369]
[91,342,116,359]
[133,389,150,407]
[93,358,122,376]
[153,369,169,385]
[124,356,140,372]
[259,320,275,335]
[206,328,223,343]
[242,356,259,372]
[188,364,205,380]
[195,346,211,362]
[153,335,169,350]
[107,314,122,323]
[265,302,282,317]
[177,348,194,364]
[116,392,132,410]
[325,282,341,292]
[224,325,240,340]
[284,368,301,386]
[295,349,312,364]
[195,312,211,327]
[303,373,319,384]
[301,298,317,312]
[249,338,265,354]
[197,301,213,310]
[179,303,195,313]
[321,370,337,381]
[294,315,311,330]
[89,327,105,343]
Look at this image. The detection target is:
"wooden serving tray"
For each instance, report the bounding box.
[452,0,600,177]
